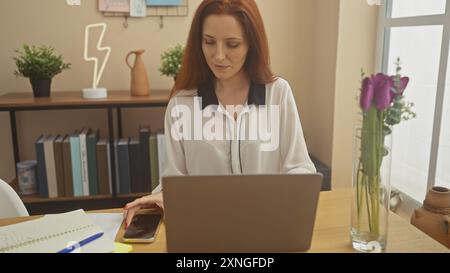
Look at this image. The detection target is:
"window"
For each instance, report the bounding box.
[436,48,450,188]
[390,0,446,18]
[377,0,450,202]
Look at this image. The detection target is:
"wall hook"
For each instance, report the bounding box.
[159,16,164,29]
[123,15,129,29]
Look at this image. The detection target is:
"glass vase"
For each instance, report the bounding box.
[350,127,392,253]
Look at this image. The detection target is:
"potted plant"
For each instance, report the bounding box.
[13,44,71,98]
[159,44,184,82]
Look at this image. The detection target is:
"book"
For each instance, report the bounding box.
[128,138,141,193]
[106,142,113,194]
[156,131,166,189]
[44,135,59,198]
[79,128,91,196]
[117,138,131,195]
[139,126,152,192]
[70,130,83,197]
[0,210,115,253]
[35,135,49,198]
[54,135,66,197]
[62,135,74,197]
[96,139,111,195]
[87,130,100,195]
[114,139,120,195]
[149,133,159,191]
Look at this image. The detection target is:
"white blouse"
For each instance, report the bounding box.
[155,77,316,192]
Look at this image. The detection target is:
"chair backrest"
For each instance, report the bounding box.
[0,179,29,219]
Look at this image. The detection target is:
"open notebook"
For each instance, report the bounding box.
[0,210,115,253]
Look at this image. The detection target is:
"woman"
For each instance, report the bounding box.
[123,0,316,228]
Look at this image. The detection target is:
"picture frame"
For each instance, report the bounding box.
[99,0,130,12]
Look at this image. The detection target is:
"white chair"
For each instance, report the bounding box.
[0,179,29,218]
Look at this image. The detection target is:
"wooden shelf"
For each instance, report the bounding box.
[117,192,153,199]
[10,179,150,205]
[2,90,168,215]
[0,90,170,110]
[22,194,114,204]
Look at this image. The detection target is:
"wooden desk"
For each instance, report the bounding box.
[0,190,448,253]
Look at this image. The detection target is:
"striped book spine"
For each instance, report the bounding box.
[54,135,66,197]
[70,131,83,197]
[44,135,58,198]
[62,135,74,197]
[79,128,91,196]
[87,130,99,195]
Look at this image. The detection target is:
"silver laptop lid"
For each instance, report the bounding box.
[162,174,323,253]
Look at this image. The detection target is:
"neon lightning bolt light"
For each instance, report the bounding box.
[82,23,111,99]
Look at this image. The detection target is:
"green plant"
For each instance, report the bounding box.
[13,44,71,80]
[159,44,184,79]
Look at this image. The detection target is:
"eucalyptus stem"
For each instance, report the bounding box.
[357,162,362,218]
[364,175,373,232]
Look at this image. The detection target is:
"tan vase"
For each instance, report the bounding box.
[411,186,450,248]
[126,49,150,97]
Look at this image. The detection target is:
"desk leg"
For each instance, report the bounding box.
[108,107,117,197]
[117,108,123,139]
[10,111,20,177]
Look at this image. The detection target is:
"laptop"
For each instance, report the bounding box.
[162,174,323,253]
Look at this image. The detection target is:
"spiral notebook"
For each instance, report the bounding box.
[0,210,115,253]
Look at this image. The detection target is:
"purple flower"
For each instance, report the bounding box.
[360,74,409,111]
[360,77,374,111]
[398,77,409,95]
[389,76,410,97]
[372,73,394,110]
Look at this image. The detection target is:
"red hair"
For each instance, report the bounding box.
[170,0,276,98]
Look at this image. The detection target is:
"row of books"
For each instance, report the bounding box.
[34,127,166,198]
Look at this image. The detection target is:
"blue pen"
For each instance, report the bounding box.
[58,232,104,253]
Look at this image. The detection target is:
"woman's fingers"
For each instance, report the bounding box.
[123,194,164,228]
[155,194,164,209]
[123,195,157,228]
[125,196,152,210]
[125,205,141,228]
[122,208,128,224]
[125,198,144,210]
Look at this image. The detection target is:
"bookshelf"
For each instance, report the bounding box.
[0,90,169,215]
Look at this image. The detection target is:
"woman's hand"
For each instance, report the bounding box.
[123,191,164,229]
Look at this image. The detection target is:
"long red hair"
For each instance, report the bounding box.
[170,0,276,98]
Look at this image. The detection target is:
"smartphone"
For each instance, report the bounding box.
[123,213,162,243]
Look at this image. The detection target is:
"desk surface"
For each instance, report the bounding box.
[0,190,448,253]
